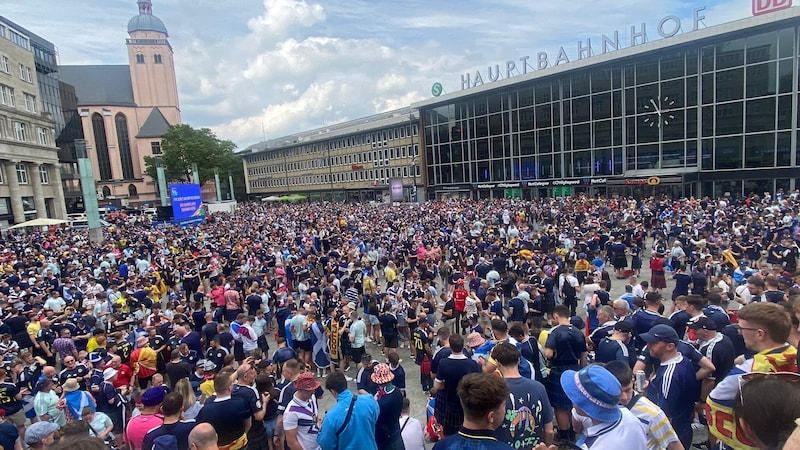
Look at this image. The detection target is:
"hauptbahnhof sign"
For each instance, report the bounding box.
[459,6,708,90]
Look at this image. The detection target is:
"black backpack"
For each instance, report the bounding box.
[561,280,576,298]
[596,290,611,306]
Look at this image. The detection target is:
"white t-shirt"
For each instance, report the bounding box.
[283,396,321,450]
[399,415,425,450]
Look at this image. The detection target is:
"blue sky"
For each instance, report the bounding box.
[4,0,764,148]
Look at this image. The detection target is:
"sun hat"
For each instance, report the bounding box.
[141,387,166,406]
[466,332,486,348]
[640,324,680,344]
[136,336,149,347]
[370,363,395,385]
[103,367,118,381]
[24,421,59,445]
[62,378,80,392]
[561,365,622,423]
[346,302,357,310]
[202,360,216,372]
[294,372,321,391]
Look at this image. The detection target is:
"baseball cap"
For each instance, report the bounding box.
[640,324,679,344]
[688,317,717,331]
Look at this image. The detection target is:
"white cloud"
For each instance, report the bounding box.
[7,0,762,148]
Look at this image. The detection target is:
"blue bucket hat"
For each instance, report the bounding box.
[561,365,622,423]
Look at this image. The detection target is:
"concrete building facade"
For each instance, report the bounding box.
[0,19,66,226]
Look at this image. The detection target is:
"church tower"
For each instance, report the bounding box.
[126,0,180,123]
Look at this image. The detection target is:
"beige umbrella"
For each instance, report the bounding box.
[7,217,69,229]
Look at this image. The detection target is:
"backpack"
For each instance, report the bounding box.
[152,434,178,450]
[561,279,576,298]
[596,290,611,306]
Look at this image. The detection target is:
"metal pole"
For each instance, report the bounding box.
[156,159,169,206]
[228,171,235,201]
[327,144,334,201]
[409,113,417,202]
[191,163,200,185]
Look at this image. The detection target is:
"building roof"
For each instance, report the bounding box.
[136,107,171,138]
[58,65,135,107]
[127,14,168,35]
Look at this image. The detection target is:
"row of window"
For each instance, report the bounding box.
[134,53,163,64]
[0,25,30,51]
[2,163,51,185]
[91,113,137,181]
[0,83,38,114]
[0,115,51,146]
[250,165,421,189]
[248,144,420,176]
[246,125,419,163]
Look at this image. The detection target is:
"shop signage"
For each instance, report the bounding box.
[526,180,551,187]
[460,6,707,90]
[351,164,363,170]
[473,182,522,189]
[553,179,581,186]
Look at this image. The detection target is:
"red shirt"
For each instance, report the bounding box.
[453,288,468,312]
[106,363,133,388]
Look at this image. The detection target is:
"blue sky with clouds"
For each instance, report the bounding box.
[4,0,764,148]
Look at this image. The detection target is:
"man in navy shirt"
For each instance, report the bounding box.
[690,318,736,393]
[640,324,700,450]
[432,334,480,436]
[432,373,513,450]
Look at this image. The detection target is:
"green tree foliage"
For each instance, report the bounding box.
[143,124,241,187]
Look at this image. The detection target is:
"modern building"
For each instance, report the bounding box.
[241,107,422,202]
[414,7,800,200]
[0,18,66,226]
[59,0,181,206]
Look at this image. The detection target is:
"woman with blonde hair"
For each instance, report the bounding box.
[173,378,201,420]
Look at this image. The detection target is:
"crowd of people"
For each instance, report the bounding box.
[0,192,797,450]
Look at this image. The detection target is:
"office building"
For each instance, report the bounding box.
[241,107,422,202]
[0,18,66,226]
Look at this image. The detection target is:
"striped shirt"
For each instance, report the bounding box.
[629,395,681,450]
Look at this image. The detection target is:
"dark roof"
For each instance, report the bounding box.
[136,108,171,138]
[128,14,168,35]
[58,65,135,107]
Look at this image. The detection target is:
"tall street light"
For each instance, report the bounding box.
[409,113,417,202]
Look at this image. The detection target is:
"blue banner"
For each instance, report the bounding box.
[169,184,204,220]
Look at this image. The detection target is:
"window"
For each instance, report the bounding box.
[15,163,27,184]
[153,54,162,64]
[38,165,49,184]
[128,184,138,198]
[135,54,144,64]
[9,29,29,50]
[0,85,14,107]
[13,121,26,141]
[36,127,48,145]
[0,56,8,73]
[151,141,162,154]
[23,94,35,113]
[23,66,31,82]
[115,114,135,179]
[91,113,113,181]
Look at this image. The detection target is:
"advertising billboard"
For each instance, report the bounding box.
[170,184,204,220]
[389,178,404,202]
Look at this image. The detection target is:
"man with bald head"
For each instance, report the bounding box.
[189,423,219,450]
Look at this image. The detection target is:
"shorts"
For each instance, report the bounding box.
[4,409,24,427]
[263,416,278,437]
[350,345,365,362]
[367,314,380,326]
[384,337,399,349]
[297,339,312,352]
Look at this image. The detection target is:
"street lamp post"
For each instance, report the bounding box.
[409,113,417,202]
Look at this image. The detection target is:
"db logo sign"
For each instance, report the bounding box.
[752,0,792,16]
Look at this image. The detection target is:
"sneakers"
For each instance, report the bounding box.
[345,376,354,382]
[366,337,373,343]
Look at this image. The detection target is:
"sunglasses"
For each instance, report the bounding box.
[733,324,763,334]
[738,371,800,405]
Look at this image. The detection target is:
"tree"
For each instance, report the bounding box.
[143,124,241,187]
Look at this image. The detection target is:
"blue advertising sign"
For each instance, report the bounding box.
[170,184,204,220]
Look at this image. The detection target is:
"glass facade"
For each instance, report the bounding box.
[422,21,799,199]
